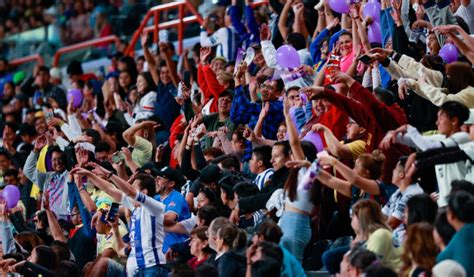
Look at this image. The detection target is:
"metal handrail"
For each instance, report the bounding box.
[52,35,120,67]
[10,54,44,67]
[125,0,204,57]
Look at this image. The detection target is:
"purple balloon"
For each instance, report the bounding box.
[368,22,382,44]
[329,0,350,13]
[2,185,20,209]
[363,2,381,21]
[276,45,301,69]
[303,132,324,152]
[439,44,459,64]
[67,89,83,109]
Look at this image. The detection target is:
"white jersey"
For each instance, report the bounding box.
[121,192,166,276]
[133,91,157,123]
[200,27,237,62]
[254,168,274,190]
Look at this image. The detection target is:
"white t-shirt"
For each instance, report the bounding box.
[455,1,474,34]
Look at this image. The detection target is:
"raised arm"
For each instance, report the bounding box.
[312,123,354,160]
[70,167,123,202]
[278,0,293,40]
[284,96,305,161]
[159,42,180,88]
[141,33,159,86]
[122,120,157,147]
[316,170,352,198]
[43,191,68,242]
[320,156,382,195]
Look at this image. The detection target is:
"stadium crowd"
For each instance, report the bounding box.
[0,0,474,276]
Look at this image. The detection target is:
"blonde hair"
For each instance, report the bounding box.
[352,199,389,239]
[357,149,385,179]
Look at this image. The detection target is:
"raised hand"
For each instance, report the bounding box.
[43,191,51,211]
[76,148,90,167]
[259,23,271,41]
[34,134,47,152]
[87,161,110,178]
[300,86,325,100]
[390,0,402,24]
[259,102,270,120]
[200,47,212,64]
[140,32,148,47]
[70,166,94,178]
[311,123,327,132]
[330,71,354,86]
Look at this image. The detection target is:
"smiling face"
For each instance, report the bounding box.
[51,151,65,173]
[339,34,353,57]
[276,123,287,141]
[346,121,364,140]
[160,65,172,85]
[427,33,440,55]
[136,75,147,94]
[260,80,279,102]
[211,59,225,74]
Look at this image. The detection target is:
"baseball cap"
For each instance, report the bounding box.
[200,164,222,184]
[156,166,183,185]
[464,108,474,125]
[212,56,227,64]
[50,67,62,80]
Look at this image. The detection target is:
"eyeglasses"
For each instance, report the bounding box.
[259,83,273,90]
[288,95,300,100]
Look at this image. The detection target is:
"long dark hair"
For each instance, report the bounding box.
[284,141,318,203]
[137,71,155,97]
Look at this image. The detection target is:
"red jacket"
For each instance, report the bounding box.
[197,64,226,113]
[320,86,410,183]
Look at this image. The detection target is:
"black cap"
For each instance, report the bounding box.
[200,164,222,184]
[17,123,37,137]
[156,166,183,185]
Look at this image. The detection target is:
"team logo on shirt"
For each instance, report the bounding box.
[168,201,176,208]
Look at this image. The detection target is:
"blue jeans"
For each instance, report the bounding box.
[322,245,350,274]
[279,211,312,263]
[134,265,169,277]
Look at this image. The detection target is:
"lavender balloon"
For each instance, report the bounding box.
[2,185,20,209]
[363,2,381,21]
[67,89,83,109]
[302,132,324,152]
[329,0,350,14]
[276,45,301,69]
[368,22,382,44]
[439,44,459,64]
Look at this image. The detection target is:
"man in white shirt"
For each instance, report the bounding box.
[451,0,474,33]
[200,8,238,62]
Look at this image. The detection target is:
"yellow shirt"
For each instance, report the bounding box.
[366,228,403,272]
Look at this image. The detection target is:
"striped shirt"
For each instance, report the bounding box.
[200,27,238,62]
[254,168,274,190]
[121,192,166,276]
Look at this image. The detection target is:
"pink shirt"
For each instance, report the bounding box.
[340,51,355,73]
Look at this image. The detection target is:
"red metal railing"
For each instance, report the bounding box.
[125,1,204,57]
[125,0,269,57]
[52,35,120,67]
[10,54,44,67]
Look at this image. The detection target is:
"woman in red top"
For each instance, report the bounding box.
[187,226,213,270]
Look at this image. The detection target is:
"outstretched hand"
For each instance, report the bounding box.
[259,23,271,41]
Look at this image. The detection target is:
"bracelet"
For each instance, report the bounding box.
[107,172,114,179]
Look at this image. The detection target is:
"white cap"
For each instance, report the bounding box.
[432,260,466,277]
[465,108,474,125]
[50,67,62,80]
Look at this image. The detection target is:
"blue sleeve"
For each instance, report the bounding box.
[304,100,313,122]
[329,29,344,52]
[380,8,395,47]
[229,6,246,37]
[310,28,330,64]
[230,86,259,124]
[293,107,307,131]
[245,5,260,43]
[68,182,95,238]
[379,65,391,88]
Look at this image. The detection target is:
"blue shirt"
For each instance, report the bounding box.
[281,246,306,277]
[154,82,180,131]
[154,190,191,253]
[437,223,474,277]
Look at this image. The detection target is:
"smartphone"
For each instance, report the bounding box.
[106,202,120,222]
[183,71,191,88]
[159,30,169,43]
[358,55,372,65]
[111,152,125,164]
[44,109,54,121]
